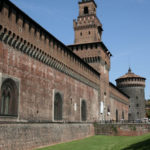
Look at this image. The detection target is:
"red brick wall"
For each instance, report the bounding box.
[0,2,100,85]
[95,124,150,136]
[0,42,99,122]
[109,84,129,121]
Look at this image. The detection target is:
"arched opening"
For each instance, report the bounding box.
[84,6,89,14]
[81,100,87,121]
[107,107,110,116]
[54,92,63,120]
[128,113,132,121]
[0,78,18,116]
[137,112,139,119]
[116,109,118,122]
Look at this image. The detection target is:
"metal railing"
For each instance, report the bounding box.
[97,119,150,124]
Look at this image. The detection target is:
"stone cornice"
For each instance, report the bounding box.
[74,24,96,30]
[117,84,145,88]
[0,25,99,90]
[68,42,112,57]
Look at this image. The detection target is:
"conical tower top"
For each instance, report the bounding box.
[128,67,132,73]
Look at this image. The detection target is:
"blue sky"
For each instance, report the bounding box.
[10,0,150,99]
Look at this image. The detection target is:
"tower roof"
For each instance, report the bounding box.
[116,68,146,81]
[79,0,97,7]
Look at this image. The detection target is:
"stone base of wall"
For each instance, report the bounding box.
[0,122,94,150]
[94,123,150,136]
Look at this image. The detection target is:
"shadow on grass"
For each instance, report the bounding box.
[122,138,150,150]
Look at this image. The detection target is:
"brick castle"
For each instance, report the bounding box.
[0,0,146,149]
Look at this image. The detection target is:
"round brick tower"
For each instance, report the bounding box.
[116,68,146,121]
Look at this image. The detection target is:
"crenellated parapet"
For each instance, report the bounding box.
[0,0,100,89]
[68,42,111,71]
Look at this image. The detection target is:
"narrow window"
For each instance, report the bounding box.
[137,112,140,119]
[107,107,110,116]
[116,110,118,122]
[122,111,124,119]
[0,78,18,116]
[128,113,132,121]
[81,100,87,121]
[54,92,63,120]
[84,7,89,14]
[80,32,82,36]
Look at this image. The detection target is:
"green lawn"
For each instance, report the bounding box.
[37,133,150,150]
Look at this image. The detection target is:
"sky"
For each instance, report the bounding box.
[10,0,150,99]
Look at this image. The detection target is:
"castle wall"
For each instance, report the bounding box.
[109,83,129,121]
[0,1,101,149]
[0,0,100,123]
[0,41,99,122]
[95,123,150,136]
[0,122,94,150]
[0,0,100,86]
[68,43,111,120]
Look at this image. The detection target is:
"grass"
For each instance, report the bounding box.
[37,133,150,150]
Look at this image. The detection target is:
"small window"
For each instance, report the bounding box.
[84,7,89,14]
[88,31,91,35]
[0,78,18,116]
[116,110,118,122]
[104,64,106,74]
[122,111,124,119]
[80,32,82,36]
[136,96,138,99]
[107,107,110,116]
[81,100,87,121]
[136,104,139,107]
[54,92,63,120]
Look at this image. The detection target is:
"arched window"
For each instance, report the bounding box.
[81,100,87,121]
[107,107,110,116]
[116,109,118,122]
[0,78,18,116]
[54,92,63,120]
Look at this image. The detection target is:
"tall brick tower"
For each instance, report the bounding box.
[116,68,146,121]
[68,0,112,121]
[73,0,103,44]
